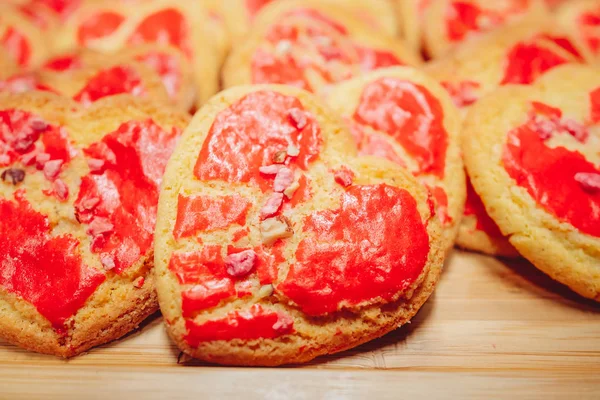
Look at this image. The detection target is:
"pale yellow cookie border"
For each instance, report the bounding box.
[462,65,600,300]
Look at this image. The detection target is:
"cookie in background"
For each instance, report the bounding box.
[0,3,53,68]
[222,0,421,95]
[462,64,600,300]
[154,84,444,366]
[325,66,466,254]
[0,60,171,106]
[556,0,600,64]
[54,0,224,108]
[422,0,548,58]
[0,91,190,357]
[426,18,587,257]
[214,0,400,43]
[42,45,196,111]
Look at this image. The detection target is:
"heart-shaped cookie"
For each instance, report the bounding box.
[423,0,548,58]
[43,45,195,111]
[55,0,224,107]
[0,91,189,356]
[222,1,420,95]
[154,85,444,366]
[216,0,399,42]
[0,60,170,107]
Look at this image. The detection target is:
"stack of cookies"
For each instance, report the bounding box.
[0,0,598,366]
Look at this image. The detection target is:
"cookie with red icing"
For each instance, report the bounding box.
[426,19,586,257]
[0,3,52,68]
[55,0,224,107]
[43,45,196,111]
[0,91,189,356]
[423,0,548,58]
[556,0,600,64]
[222,1,421,95]
[154,85,444,366]
[325,67,465,253]
[38,60,170,107]
[462,64,600,299]
[217,0,400,42]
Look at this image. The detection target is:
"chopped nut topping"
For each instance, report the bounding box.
[272,151,287,164]
[80,196,100,210]
[13,130,40,153]
[20,151,37,166]
[574,172,600,193]
[43,159,63,181]
[133,276,145,288]
[286,144,300,157]
[35,152,50,168]
[225,249,257,278]
[288,108,308,130]
[272,314,293,333]
[87,158,105,173]
[1,168,25,185]
[334,166,355,187]
[87,217,114,237]
[562,119,589,142]
[260,216,293,246]
[30,119,48,132]
[284,179,300,199]
[258,284,274,298]
[100,254,115,271]
[275,40,292,54]
[273,167,294,192]
[52,179,69,201]
[260,192,284,219]
[259,164,282,175]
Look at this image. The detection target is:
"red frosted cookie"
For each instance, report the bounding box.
[42,45,195,111]
[0,91,189,356]
[462,64,600,299]
[0,3,52,68]
[325,67,466,253]
[43,45,196,111]
[0,61,170,106]
[218,0,400,42]
[423,0,548,58]
[556,0,600,64]
[426,19,587,256]
[154,85,444,366]
[222,1,421,95]
[55,0,224,107]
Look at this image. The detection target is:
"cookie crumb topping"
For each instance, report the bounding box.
[574,172,600,193]
[1,168,25,185]
[225,249,257,278]
[260,216,293,246]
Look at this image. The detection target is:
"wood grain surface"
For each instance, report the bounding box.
[1,251,599,399]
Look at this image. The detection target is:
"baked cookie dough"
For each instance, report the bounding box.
[423,0,548,58]
[426,19,586,257]
[55,0,223,107]
[0,91,189,356]
[154,84,444,366]
[462,64,600,299]
[222,1,420,95]
[43,45,196,111]
[217,0,400,42]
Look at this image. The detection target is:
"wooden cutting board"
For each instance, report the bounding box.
[1,251,599,399]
